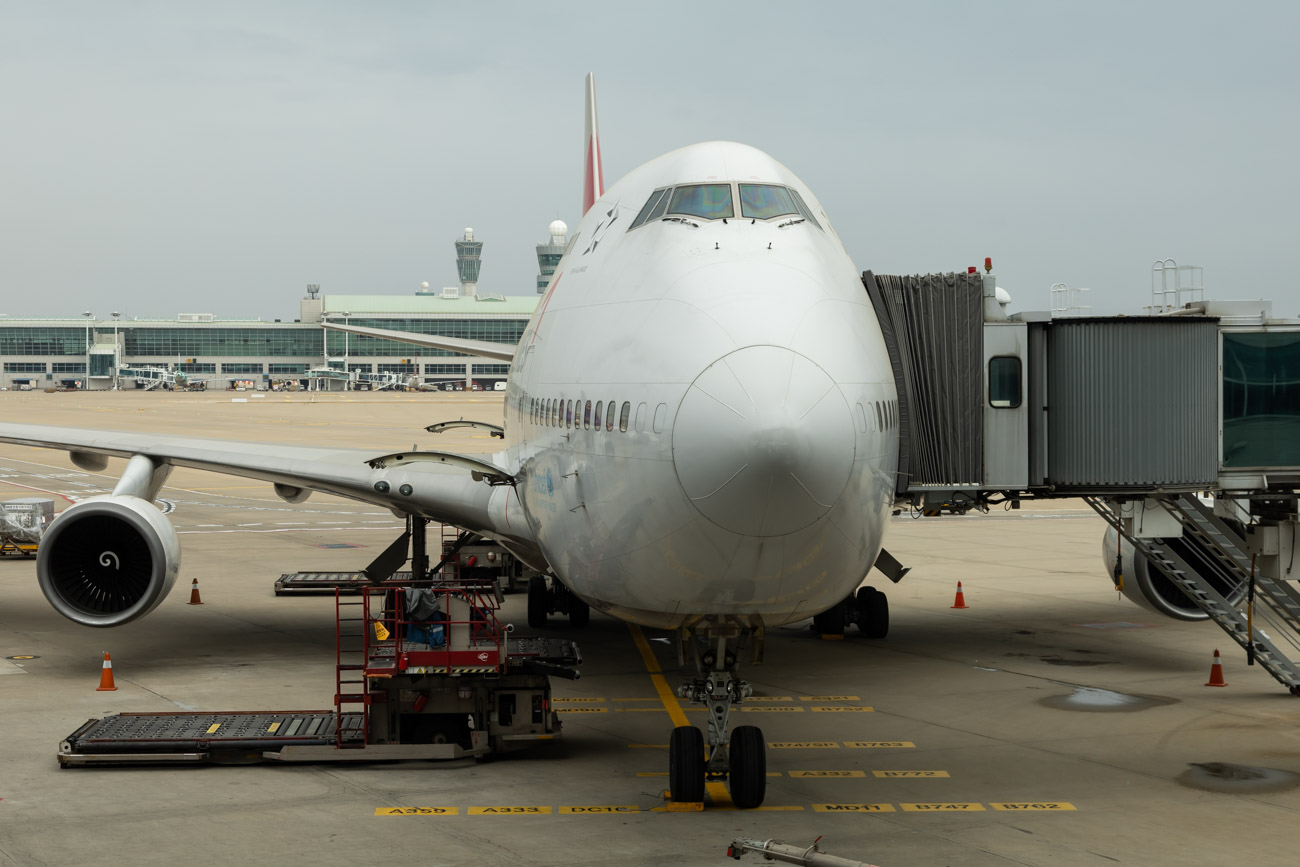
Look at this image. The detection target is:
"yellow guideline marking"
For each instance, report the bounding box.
[901,803,984,812]
[559,806,639,814]
[374,807,458,815]
[769,742,840,749]
[205,724,221,735]
[788,770,866,778]
[800,696,861,702]
[628,624,731,809]
[468,806,552,815]
[556,707,608,714]
[266,722,281,733]
[636,772,669,777]
[814,804,896,813]
[873,771,949,778]
[847,741,914,748]
[991,802,1077,811]
[552,697,605,703]
[811,706,873,713]
[612,698,659,702]
[743,696,793,702]
[740,706,803,713]
[628,744,668,749]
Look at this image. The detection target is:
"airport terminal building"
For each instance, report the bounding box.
[0,293,538,391]
[0,226,556,391]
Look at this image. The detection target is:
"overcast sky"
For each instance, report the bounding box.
[2,2,1296,321]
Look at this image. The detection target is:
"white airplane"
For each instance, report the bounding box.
[0,75,900,808]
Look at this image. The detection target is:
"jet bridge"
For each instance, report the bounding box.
[865,267,1300,693]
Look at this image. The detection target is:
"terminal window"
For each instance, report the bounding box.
[1222,332,1300,468]
[4,362,46,372]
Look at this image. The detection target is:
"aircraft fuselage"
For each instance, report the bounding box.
[502,142,899,628]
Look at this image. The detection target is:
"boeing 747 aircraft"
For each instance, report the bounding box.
[0,75,901,808]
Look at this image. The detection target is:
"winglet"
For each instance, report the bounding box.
[582,72,604,217]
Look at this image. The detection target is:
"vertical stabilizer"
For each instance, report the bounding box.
[583,73,604,216]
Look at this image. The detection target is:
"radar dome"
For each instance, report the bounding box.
[421,281,429,289]
[549,220,568,235]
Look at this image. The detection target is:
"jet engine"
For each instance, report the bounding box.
[1102,526,1245,622]
[36,495,181,627]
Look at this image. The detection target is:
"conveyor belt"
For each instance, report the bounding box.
[59,711,364,766]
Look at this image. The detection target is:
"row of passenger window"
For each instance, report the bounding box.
[629,183,822,230]
[531,397,633,432]
[858,398,899,434]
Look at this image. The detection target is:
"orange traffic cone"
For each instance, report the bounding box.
[1205,648,1228,687]
[188,577,203,605]
[950,581,969,609]
[96,652,117,691]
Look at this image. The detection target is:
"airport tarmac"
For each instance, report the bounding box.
[2,391,1300,866]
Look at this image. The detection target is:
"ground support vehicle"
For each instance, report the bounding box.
[58,582,580,767]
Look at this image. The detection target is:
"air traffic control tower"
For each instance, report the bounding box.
[454,228,483,297]
[536,220,567,294]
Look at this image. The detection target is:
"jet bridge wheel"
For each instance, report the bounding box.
[527,576,548,628]
[856,586,889,639]
[727,725,767,809]
[669,725,706,803]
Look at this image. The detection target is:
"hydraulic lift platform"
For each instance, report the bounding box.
[273,571,413,595]
[59,582,581,768]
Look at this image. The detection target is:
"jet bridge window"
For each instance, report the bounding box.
[988,357,1022,408]
[739,184,798,220]
[668,184,734,220]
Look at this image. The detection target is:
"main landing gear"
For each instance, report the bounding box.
[669,618,767,809]
[527,575,590,628]
[813,585,889,639]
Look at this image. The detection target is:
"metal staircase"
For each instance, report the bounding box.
[334,591,370,747]
[1086,493,1300,694]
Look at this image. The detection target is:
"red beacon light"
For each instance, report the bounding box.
[985,256,993,273]
[967,266,977,274]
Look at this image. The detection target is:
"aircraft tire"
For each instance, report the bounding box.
[812,601,846,636]
[727,725,767,809]
[568,595,590,627]
[856,586,889,639]
[527,576,548,628]
[669,726,705,803]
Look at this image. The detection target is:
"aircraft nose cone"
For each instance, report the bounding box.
[672,346,855,537]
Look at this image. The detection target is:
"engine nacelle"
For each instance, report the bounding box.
[1102,526,1244,622]
[36,495,181,627]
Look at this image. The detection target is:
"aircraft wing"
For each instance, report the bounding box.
[323,323,517,364]
[0,422,531,545]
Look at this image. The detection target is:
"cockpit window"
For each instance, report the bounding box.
[739,184,798,220]
[789,189,822,229]
[668,184,733,220]
[631,188,671,229]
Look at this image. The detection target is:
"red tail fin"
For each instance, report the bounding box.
[582,73,603,216]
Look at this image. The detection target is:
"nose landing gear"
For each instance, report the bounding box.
[669,618,767,809]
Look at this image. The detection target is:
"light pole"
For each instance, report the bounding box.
[110,312,121,390]
[342,311,351,390]
[81,311,94,390]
